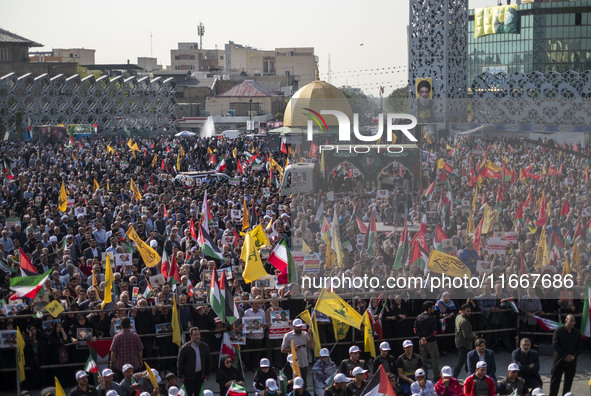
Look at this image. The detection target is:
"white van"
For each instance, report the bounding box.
[220,130,241,139]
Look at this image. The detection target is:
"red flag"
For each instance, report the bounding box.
[232,227,240,247]
[237,160,244,175]
[169,253,181,285]
[356,215,368,234]
[161,250,169,281]
[190,218,198,241]
[560,201,569,218]
[309,143,319,158]
[536,196,549,226]
[163,204,169,218]
[19,248,38,274]
[166,146,171,153]
[524,187,532,208]
[281,141,288,154]
[573,221,583,241]
[515,201,524,221]
[473,216,484,254]
[161,159,165,170]
[151,175,155,186]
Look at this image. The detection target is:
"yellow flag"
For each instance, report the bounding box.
[302,240,312,254]
[269,157,284,180]
[101,254,113,309]
[17,327,25,381]
[250,224,270,249]
[177,153,181,171]
[130,178,143,200]
[437,158,445,169]
[467,210,475,236]
[535,227,548,269]
[144,362,159,389]
[331,318,350,341]
[291,339,301,377]
[572,241,581,267]
[315,289,363,329]
[131,142,140,152]
[232,147,238,158]
[424,133,432,144]
[127,225,161,268]
[446,144,453,150]
[207,147,213,154]
[482,204,498,234]
[503,155,509,164]
[55,377,66,396]
[542,165,547,175]
[330,208,344,267]
[472,186,479,212]
[59,181,68,212]
[172,295,182,347]
[106,145,114,155]
[93,179,100,191]
[241,231,267,283]
[428,249,472,277]
[151,155,157,168]
[562,256,571,277]
[486,160,502,173]
[299,310,321,357]
[180,145,185,157]
[362,311,376,358]
[242,199,250,231]
[266,218,274,231]
[127,138,133,149]
[107,180,110,191]
[45,300,65,318]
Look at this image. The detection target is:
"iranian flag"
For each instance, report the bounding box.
[3,160,13,180]
[85,356,98,374]
[220,331,237,364]
[365,210,377,258]
[161,249,170,281]
[209,266,224,321]
[216,159,226,172]
[9,270,52,300]
[433,225,448,251]
[268,239,297,284]
[534,315,564,332]
[198,224,224,260]
[581,283,591,338]
[360,365,396,396]
[228,383,247,396]
[220,270,240,324]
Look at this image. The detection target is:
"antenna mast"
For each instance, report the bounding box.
[197,22,205,49]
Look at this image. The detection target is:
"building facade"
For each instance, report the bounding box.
[170,43,224,72]
[468,0,591,86]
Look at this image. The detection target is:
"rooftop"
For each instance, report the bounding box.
[219,80,277,97]
[0,28,42,47]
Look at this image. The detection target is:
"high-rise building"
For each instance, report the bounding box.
[468,1,591,87]
[170,43,224,72]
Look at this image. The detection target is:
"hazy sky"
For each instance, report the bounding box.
[2,0,494,95]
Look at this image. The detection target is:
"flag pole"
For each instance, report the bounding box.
[16,348,21,395]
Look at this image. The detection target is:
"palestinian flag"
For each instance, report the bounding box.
[393,220,408,269]
[365,210,377,258]
[227,383,247,396]
[143,282,153,298]
[410,238,429,271]
[268,239,297,284]
[0,259,16,274]
[581,283,591,338]
[533,315,563,331]
[360,364,396,396]
[168,254,181,286]
[433,225,447,251]
[505,298,519,313]
[87,339,112,373]
[9,270,52,300]
[85,356,98,374]
[209,266,224,321]
[219,270,239,324]
[3,160,13,180]
[198,224,224,260]
[423,180,435,200]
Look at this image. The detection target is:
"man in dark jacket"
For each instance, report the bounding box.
[467,339,497,385]
[512,338,542,391]
[373,342,397,374]
[549,314,581,396]
[177,327,211,396]
[414,301,440,381]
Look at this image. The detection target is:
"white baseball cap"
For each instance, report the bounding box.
[260,358,270,368]
[287,354,293,363]
[334,373,351,384]
[508,363,520,372]
[320,348,330,357]
[292,318,305,327]
[75,370,88,380]
[402,340,413,348]
[102,368,114,377]
[150,368,161,383]
[122,364,134,373]
[349,345,361,354]
[441,366,453,377]
[352,367,368,376]
[168,387,179,396]
[266,378,279,391]
[203,391,214,396]
[140,393,151,396]
[532,388,546,396]
[106,391,119,396]
[564,393,574,396]
[415,368,426,377]
[379,341,391,351]
[293,377,304,389]
[476,361,487,369]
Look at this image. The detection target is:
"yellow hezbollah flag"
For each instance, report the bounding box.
[17,327,25,381]
[362,311,376,358]
[59,181,68,212]
[127,225,161,268]
[232,147,238,158]
[45,300,64,318]
[291,339,301,377]
[332,318,350,341]
[179,145,185,157]
[472,186,479,212]
[250,224,270,249]
[130,178,143,200]
[55,377,66,396]
[151,155,157,168]
[482,204,498,234]
[106,145,114,155]
[176,153,181,171]
[172,295,182,347]
[437,158,445,170]
[562,256,571,277]
[101,254,113,309]
[299,310,321,357]
[241,231,267,283]
[144,362,159,389]
[242,199,250,231]
[93,179,100,191]
[428,249,472,277]
[572,241,581,267]
[315,289,363,329]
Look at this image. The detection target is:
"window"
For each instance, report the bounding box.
[576,13,582,26]
[0,48,9,61]
[175,55,179,60]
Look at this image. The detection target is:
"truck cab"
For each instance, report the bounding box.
[279,163,316,196]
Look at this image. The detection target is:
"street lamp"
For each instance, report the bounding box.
[248,97,252,131]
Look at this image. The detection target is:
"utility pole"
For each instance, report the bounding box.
[197,22,205,49]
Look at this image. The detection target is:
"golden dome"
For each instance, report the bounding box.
[283,81,353,127]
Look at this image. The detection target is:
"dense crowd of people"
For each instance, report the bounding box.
[0,131,589,396]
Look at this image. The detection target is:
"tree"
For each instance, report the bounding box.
[77,65,103,79]
[386,85,410,113]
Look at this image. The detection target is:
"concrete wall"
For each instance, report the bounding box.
[53,48,95,65]
[0,62,77,77]
[171,49,224,71]
[206,96,283,116]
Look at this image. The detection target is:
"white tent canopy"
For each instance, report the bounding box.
[175,130,197,137]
